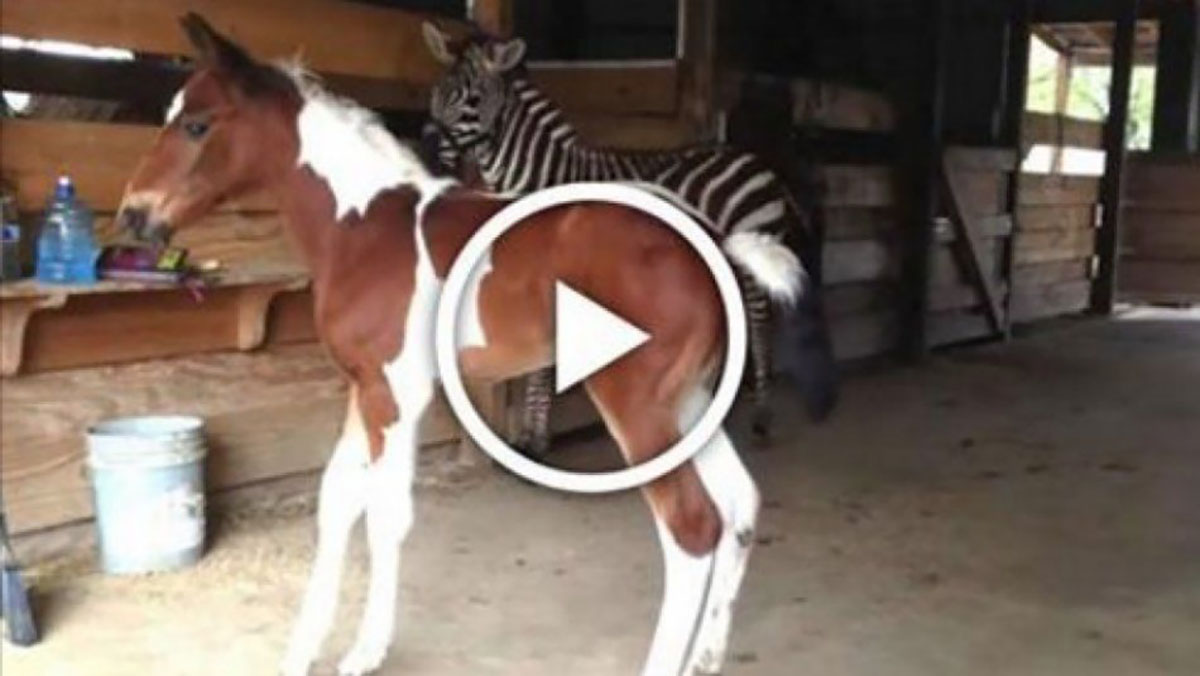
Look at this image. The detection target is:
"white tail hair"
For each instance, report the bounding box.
[722,231,806,304]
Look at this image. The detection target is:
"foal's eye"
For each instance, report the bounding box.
[183,119,210,139]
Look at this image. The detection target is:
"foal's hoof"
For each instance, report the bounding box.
[337,644,388,676]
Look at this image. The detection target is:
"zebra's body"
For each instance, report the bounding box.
[423,26,825,453]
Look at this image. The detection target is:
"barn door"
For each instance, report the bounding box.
[1119,153,1200,304]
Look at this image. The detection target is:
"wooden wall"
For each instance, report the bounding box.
[1120,153,1200,302]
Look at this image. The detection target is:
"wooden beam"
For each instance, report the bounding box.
[1000,0,1032,340]
[471,0,514,37]
[940,151,1007,333]
[0,118,274,213]
[1091,0,1140,314]
[0,0,467,84]
[678,0,718,138]
[1022,112,1106,149]
[900,0,949,359]
[1050,52,1073,172]
[1151,0,1200,152]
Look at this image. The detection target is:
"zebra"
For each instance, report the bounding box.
[420,23,836,455]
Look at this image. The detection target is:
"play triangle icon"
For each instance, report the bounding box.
[554,281,651,394]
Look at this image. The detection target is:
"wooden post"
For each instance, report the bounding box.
[1050,50,1073,173]
[471,0,513,37]
[679,0,719,139]
[1090,0,1140,314]
[1151,0,1199,153]
[1001,0,1033,335]
[901,0,949,360]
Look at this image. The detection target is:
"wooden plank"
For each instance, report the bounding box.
[941,154,1006,332]
[0,0,466,84]
[1014,259,1093,286]
[533,64,680,116]
[1018,204,1096,232]
[949,170,1010,217]
[1012,278,1091,321]
[1,118,274,213]
[1015,226,1096,265]
[823,207,897,241]
[945,146,1018,172]
[933,214,1012,242]
[18,281,302,374]
[830,311,898,361]
[0,343,464,534]
[930,240,999,287]
[1123,156,1200,209]
[266,290,318,345]
[570,112,696,150]
[822,281,897,318]
[821,165,895,207]
[0,42,429,114]
[823,239,895,285]
[1119,259,1200,301]
[928,310,993,347]
[1121,209,1200,260]
[788,78,896,131]
[1022,112,1105,149]
[1019,174,1102,206]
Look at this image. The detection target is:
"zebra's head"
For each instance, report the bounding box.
[422,22,526,175]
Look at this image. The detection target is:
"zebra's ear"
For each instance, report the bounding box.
[423,21,455,65]
[485,38,526,72]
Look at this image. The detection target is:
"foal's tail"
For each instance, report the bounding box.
[722,230,838,422]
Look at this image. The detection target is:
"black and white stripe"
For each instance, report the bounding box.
[426,40,814,452]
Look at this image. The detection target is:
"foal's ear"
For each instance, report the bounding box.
[484,38,526,72]
[423,22,456,65]
[180,12,258,74]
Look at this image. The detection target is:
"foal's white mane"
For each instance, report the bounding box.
[277,60,451,221]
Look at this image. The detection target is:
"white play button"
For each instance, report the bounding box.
[554,281,650,394]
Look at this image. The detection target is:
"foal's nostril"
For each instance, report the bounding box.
[118,208,149,238]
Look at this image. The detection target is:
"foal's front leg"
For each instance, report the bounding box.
[337,372,432,675]
[282,392,370,676]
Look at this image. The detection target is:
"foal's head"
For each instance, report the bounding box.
[118,14,298,243]
[421,22,527,174]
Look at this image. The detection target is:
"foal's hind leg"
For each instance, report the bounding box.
[679,391,761,674]
[587,374,725,676]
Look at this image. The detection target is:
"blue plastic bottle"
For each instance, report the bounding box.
[36,176,98,284]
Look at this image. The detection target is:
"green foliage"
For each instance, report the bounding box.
[1026,35,1156,149]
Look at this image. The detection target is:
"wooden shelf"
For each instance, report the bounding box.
[0,265,311,377]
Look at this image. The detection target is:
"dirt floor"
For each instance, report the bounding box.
[4,308,1199,675]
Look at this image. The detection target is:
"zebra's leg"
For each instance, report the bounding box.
[515,368,553,458]
[742,276,774,442]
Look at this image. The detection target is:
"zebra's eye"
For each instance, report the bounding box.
[183,119,210,140]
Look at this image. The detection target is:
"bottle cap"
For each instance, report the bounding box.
[54,176,75,199]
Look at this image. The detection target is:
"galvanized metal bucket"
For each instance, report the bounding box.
[86,416,207,574]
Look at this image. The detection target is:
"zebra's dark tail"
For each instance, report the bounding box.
[773,284,838,422]
[720,231,838,422]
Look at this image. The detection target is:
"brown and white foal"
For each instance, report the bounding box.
[118,15,803,676]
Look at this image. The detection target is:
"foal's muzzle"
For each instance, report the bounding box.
[117,207,172,247]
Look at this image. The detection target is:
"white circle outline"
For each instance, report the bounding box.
[435,182,747,494]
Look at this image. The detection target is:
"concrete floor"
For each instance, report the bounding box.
[4,309,1199,675]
